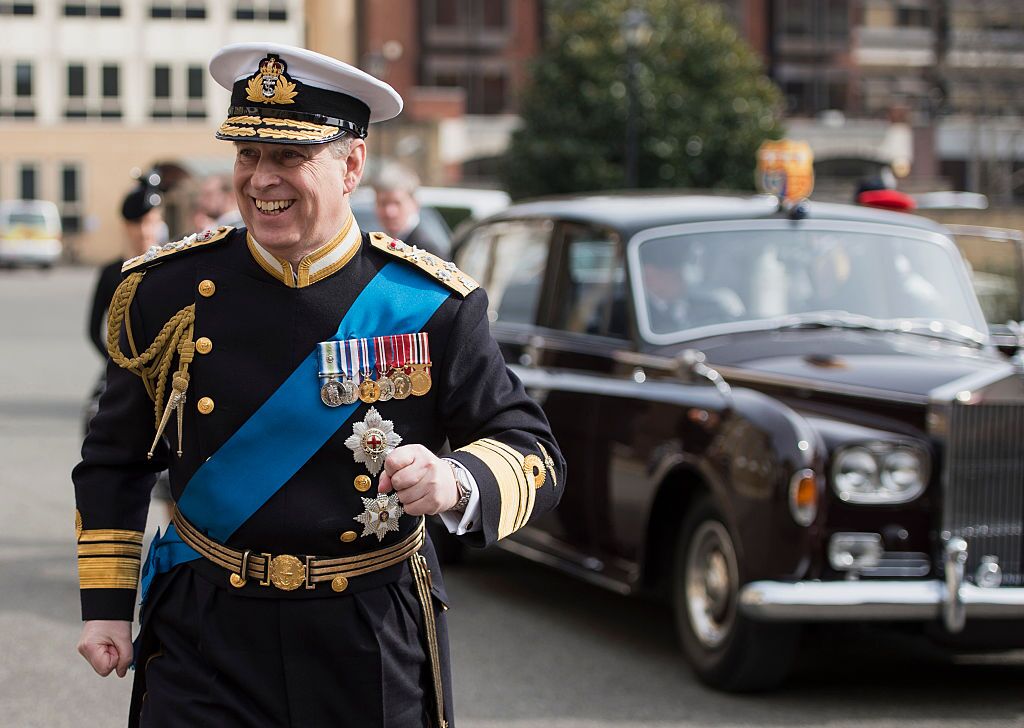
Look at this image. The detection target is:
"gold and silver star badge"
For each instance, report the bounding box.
[345,406,402,476]
[354,493,404,541]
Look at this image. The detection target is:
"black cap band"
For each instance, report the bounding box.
[229,75,371,138]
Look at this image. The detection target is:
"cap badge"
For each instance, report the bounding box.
[245,54,298,105]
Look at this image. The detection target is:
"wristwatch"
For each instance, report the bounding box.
[447,460,472,513]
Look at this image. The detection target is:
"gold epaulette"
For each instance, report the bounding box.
[122,226,234,273]
[368,231,479,298]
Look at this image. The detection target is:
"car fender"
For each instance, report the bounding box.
[642,385,825,586]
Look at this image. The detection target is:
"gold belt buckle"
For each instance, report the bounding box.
[263,552,307,591]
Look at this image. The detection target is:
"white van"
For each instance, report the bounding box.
[0,199,63,268]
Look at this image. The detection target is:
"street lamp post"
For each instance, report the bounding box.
[622,7,651,189]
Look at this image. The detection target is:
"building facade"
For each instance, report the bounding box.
[0,0,303,262]
[338,0,543,185]
[719,0,1024,204]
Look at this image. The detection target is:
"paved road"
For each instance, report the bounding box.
[1,266,1023,728]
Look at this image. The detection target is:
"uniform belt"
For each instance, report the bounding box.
[172,507,425,593]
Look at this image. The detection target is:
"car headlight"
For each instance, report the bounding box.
[832,443,928,504]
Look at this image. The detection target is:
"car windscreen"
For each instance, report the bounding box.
[631,222,987,341]
[7,212,49,228]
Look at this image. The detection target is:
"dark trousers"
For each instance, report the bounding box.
[131,564,453,728]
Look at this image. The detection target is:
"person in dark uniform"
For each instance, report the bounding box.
[87,179,164,358]
[84,178,174,514]
[73,43,565,728]
[373,163,450,258]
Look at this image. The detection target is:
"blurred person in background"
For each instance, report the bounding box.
[190,173,242,231]
[87,178,163,358]
[373,163,448,258]
[84,177,173,519]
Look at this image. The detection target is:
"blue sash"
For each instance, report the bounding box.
[139,261,450,604]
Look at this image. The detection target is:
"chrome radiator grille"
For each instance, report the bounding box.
[943,403,1024,586]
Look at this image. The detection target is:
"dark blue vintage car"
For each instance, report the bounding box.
[452,192,1024,691]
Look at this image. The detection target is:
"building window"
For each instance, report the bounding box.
[187,65,203,100]
[0,3,35,15]
[482,0,505,29]
[896,6,929,28]
[186,64,205,118]
[151,65,206,119]
[481,71,507,114]
[779,0,812,35]
[267,0,286,21]
[102,64,119,98]
[15,62,32,97]
[67,64,86,98]
[20,164,37,200]
[64,1,121,16]
[151,1,206,19]
[0,62,34,118]
[65,62,122,119]
[234,0,286,21]
[423,60,511,115]
[154,65,171,99]
[432,0,460,26]
[61,164,83,233]
[825,0,848,37]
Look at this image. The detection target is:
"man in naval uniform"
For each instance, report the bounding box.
[73,43,564,728]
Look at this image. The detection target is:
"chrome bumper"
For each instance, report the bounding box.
[740,538,1024,632]
[739,580,1024,624]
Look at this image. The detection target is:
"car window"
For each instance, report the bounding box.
[551,224,628,338]
[954,233,1023,324]
[632,223,986,339]
[455,219,552,325]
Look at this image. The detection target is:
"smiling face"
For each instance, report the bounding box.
[233,138,365,261]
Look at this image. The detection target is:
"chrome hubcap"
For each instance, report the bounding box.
[685,520,739,649]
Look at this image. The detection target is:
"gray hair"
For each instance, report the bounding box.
[328,133,357,159]
[372,163,420,195]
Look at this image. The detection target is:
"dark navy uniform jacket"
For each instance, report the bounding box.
[73,220,565,621]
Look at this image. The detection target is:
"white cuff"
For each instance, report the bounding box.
[439,458,482,534]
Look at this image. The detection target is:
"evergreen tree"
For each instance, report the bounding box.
[503,0,783,199]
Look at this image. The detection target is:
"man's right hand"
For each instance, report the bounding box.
[78,620,133,677]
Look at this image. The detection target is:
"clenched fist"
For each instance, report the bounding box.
[78,620,133,678]
[378,445,459,516]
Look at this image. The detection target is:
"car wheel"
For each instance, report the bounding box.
[672,496,799,692]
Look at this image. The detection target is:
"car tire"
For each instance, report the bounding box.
[672,496,799,692]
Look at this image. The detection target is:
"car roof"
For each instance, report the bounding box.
[0,199,61,214]
[486,192,951,237]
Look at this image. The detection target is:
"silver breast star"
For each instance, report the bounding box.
[344,406,402,476]
[354,493,404,541]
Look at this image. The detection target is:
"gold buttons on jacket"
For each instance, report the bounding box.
[195,337,213,354]
[198,279,216,297]
[331,575,349,592]
[353,475,372,492]
[197,397,215,415]
[339,530,358,543]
